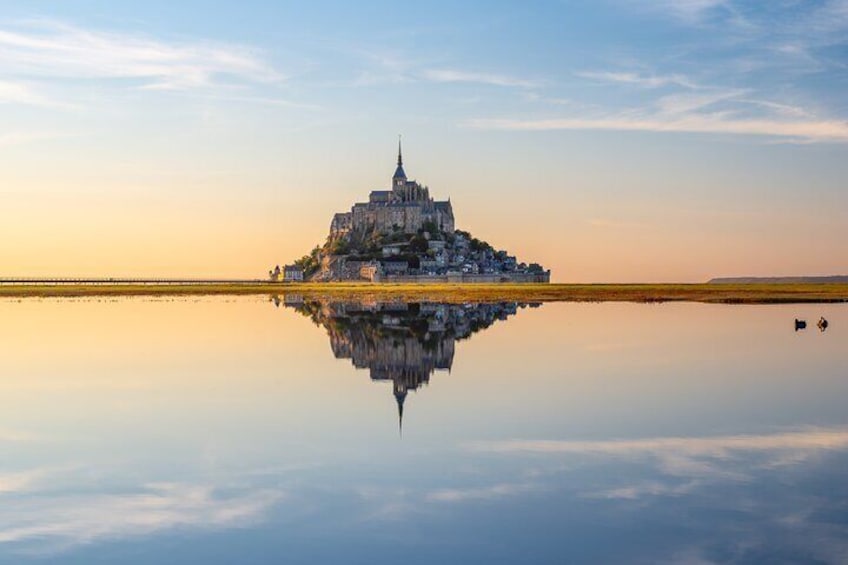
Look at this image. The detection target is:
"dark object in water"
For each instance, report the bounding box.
[818,317,829,332]
[795,319,807,331]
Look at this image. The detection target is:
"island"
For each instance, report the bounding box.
[270,140,550,284]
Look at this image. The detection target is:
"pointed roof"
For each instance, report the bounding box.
[393,136,406,180]
[394,387,407,438]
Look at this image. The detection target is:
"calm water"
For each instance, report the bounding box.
[0,296,846,564]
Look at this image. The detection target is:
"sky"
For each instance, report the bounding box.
[0,0,846,282]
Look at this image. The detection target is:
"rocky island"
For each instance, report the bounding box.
[271,141,550,283]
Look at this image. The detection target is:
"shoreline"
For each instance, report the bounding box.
[1,282,848,303]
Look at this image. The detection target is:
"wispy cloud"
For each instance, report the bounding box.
[0,469,50,494]
[0,481,283,554]
[468,427,848,503]
[426,482,537,502]
[487,53,847,143]
[584,479,701,500]
[0,80,72,108]
[740,98,815,119]
[577,70,698,89]
[468,113,848,143]
[665,0,728,20]
[655,88,746,114]
[467,428,848,457]
[421,68,539,88]
[624,0,730,24]
[0,20,283,91]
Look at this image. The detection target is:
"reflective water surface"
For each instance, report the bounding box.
[0,296,846,564]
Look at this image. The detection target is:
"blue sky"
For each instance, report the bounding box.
[1,0,846,280]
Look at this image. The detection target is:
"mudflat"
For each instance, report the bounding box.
[2,282,847,303]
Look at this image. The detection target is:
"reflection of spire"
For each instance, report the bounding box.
[394,384,407,438]
[281,299,531,435]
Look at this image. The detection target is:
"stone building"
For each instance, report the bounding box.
[329,140,454,238]
[286,139,550,283]
[283,265,303,282]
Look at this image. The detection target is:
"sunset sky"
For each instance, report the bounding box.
[1,0,846,282]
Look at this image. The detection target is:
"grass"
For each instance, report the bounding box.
[1,282,847,303]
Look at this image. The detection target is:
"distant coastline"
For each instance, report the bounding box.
[710,276,848,284]
[1,281,847,304]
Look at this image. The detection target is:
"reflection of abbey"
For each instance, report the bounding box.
[272,140,550,283]
[280,298,536,431]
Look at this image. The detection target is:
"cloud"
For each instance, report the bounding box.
[0,80,72,108]
[655,88,746,114]
[426,482,537,502]
[0,20,282,91]
[421,68,539,88]
[468,428,848,506]
[0,481,283,554]
[510,62,844,143]
[195,93,323,111]
[577,70,698,89]
[467,113,848,143]
[739,98,816,119]
[663,0,728,20]
[0,469,49,494]
[349,66,539,89]
[625,0,730,24]
[584,479,701,500]
[466,428,848,458]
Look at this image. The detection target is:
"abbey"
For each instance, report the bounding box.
[329,140,455,238]
[276,140,550,283]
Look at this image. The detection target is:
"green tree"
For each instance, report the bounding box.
[422,220,438,234]
[409,234,429,253]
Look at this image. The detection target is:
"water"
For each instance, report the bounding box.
[0,296,845,564]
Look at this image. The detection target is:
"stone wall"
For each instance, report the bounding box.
[383,271,551,284]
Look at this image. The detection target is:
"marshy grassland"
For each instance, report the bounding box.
[1,282,847,303]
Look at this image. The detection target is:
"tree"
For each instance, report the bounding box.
[326,238,349,255]
[409,234,429,253]
[422,220,438,234]
[469,237,494,253]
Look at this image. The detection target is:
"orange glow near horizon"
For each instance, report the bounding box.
[3,161,846,283]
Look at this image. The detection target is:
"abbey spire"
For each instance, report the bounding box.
[393,135,406,182]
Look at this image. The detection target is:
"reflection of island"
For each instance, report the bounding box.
[276,297,538,432]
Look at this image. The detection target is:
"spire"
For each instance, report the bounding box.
[398,397,404,438]
[393,135,407,181]
[394,387,407,438]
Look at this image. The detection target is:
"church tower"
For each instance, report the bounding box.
[393,136,406,190]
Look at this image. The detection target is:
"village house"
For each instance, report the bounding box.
[283,265,304,282]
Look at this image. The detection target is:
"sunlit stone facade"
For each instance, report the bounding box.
[329,141,454,238]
